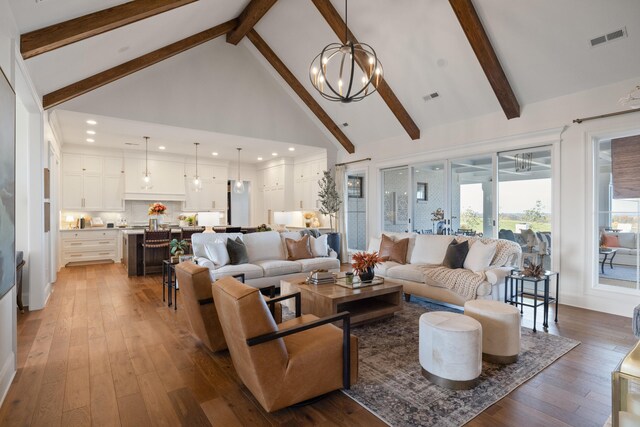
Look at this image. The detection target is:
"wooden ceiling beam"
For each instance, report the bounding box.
[311,0,420,141]
[246,29,355,154]
[43,19,237,110]
[449,0,520,119]
[21,0,198,60]
[226,0,278,45]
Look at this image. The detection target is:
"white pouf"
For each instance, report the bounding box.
[464,300,521,364]
[419,312,482,390]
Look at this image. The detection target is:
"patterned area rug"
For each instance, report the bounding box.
[342,298,580,427]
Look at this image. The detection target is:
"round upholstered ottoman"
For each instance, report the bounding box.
[464,300,521,364]
[419,312,482,390]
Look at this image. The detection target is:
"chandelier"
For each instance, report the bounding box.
[619,85,640,109]
[309,0,383,103]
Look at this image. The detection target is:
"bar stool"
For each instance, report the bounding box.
[181,227,205,254]
[142,230,171,275]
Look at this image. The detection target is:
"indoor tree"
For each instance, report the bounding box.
[318,169,342,231]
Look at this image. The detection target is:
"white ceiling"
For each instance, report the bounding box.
[51,109,326,163]
[9,0,640,151]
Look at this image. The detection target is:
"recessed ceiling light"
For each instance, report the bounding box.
[158,146,166,150]
[212,152,218,156]
[257,157,263,161]
[86,130,96,135]
[288,147,295,151]
[86,119,97,125]
[272,152,278,156]
[86,138,94,143]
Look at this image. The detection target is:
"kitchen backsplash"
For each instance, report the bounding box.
[61,200,220,227]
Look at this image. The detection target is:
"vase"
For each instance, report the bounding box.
[358,267,375,283]
[305,219,312,228]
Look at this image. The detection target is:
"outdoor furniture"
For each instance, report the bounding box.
[600,248,618,274]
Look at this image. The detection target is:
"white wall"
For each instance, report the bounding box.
[338,76,640,318]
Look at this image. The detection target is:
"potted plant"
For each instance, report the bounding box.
[351,251,384,283]
[170,239,189,263]
[318,169,342,255]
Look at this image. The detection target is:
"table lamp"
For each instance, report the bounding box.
[66,215,75,229]
[198,212,221,233]
[273,211,293,231]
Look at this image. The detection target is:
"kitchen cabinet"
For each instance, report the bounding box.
[60,229,119,265]
[183,164,228,211]
[61,154,104,210]
[293,157,326,210]
[124,158,185,200]
[103,157,125,210]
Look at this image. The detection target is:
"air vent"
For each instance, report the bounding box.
[124,142,139,146]
[590,27,627,47]
[422,92,440,102]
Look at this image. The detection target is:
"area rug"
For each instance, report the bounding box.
[342,298,580,427]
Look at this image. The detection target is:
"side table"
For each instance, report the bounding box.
[162,259,179,310]
[504,270,559,332]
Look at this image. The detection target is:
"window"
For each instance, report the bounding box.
[347,176,363,198]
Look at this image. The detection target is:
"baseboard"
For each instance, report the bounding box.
[560,293,633,318]
[0,351,16,407]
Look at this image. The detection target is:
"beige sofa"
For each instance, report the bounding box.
[602,232,638,267]
[192,231,340,289]
[369,232,522,306]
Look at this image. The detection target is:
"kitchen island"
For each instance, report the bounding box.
[121,228,183,276]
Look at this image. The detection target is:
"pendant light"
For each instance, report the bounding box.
[192,142,202,192]
[141,136,152,189]
[309,0,383,103]
[233,148,245,194]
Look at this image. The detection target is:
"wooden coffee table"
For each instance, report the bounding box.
[280,278,403,326]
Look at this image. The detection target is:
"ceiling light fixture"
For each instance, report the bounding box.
[192,142,202,192]
[234,148,245,194]
[619,85,640,109]
[257,157,263,161]
[212,152,218,156]
[86,119,97,125]
[86,130,96,135]
[158,146,166,150]
[272,152,278,156]
[288,147,295,151]
[86,138,94,143]
[309,0,383,103]
[141,136,152,189]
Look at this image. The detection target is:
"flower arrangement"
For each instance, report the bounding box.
[351,251,384,275]
[148,202,167,216]
[303,212,314,220]
[431,208,444,222]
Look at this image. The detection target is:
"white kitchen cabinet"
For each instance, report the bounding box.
[103,174,124,210]
[83,173,103,210]
[62,154,124,211]
[124,158,185,200]
[183,164,228,211]
[292,157,326,210]
[62,172,84,209]
[60,229,119,265]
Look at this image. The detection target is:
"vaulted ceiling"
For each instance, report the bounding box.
[8,0,640,154]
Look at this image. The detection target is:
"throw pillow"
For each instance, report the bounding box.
[309,234,329,257]
[285,235,313,260]
[226,237,249,265]
[442,239,469,269]
[602,234,620,247]
[463,241,497,272]
[378,234,409,264]
[204,241,230,267]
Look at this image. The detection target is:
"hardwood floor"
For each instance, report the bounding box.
[0,263,635,426]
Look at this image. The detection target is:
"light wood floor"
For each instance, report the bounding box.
[0,263,635,426]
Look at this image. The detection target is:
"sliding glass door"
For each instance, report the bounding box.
[450,155,494,237]
[497,147,553,268]
[382,167,409,233]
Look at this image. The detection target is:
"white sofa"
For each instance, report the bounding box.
[191,231,340,289]
[602,232,638,267]
[369,232,522,306]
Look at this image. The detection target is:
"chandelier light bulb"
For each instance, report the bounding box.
[143,175,150,183]
[141,136,153,189]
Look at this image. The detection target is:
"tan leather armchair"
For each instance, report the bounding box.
[212,276,358,412]
[175,262,281,353]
